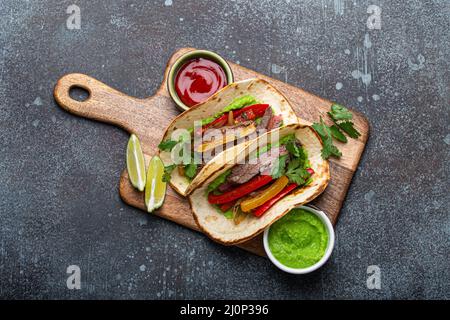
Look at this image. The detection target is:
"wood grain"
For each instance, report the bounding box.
[54,47,369,257]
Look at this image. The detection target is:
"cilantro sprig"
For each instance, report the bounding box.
[333,120,361,139]
[286,166,311,185]
[328,104,353,121]
[329,124,347,143]
[271,154,288,179]
[312,118,342,159]
[271,139,312,186]
[328,104,361,139]
[313,103,361,159]
[159,132,197,182]
[158,131,190,152]
[158,139,178,151]
[162,164,176,182]
[184,163,197,180]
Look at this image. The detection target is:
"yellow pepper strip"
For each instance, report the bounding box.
[240,176,289,212]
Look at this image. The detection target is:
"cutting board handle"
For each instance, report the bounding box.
[54,73,147,133]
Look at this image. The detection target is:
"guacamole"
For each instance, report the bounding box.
[268,208,328,269]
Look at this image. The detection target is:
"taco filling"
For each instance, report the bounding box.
[158,95,284,182]
[205,134,314,223]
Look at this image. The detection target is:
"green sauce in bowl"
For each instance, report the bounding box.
[268,208,329,269]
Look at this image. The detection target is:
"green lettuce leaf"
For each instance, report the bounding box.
[207,169,231,194]
[221,95,257,114]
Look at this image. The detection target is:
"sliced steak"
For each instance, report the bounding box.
[227,162,261,184]
[257,107,273,130]
[258,145,288,174]
[267,114,283,130]
[218,181,235,193]
[227,145,288,184]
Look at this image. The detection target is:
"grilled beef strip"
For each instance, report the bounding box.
[257,107,273,130]
[267,114,283,130]
[227,145,288,184]
[218,181,236,193]
[203,121,254,139]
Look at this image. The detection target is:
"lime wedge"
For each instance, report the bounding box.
[126,134,146,191]
[145,155,167,213]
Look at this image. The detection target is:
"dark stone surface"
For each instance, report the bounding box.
[0,0,448,299]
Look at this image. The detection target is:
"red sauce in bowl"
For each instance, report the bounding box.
[175,58,227,108]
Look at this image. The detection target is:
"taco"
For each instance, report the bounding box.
[188,123,330,245]
[158,78,298,196]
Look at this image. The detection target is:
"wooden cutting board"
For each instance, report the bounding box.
[54,47,369,256]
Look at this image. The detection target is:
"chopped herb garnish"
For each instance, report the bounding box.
[321,132,343,159]
[312,103,361,159]
[333,120,361,139]
[329,124,348,143]
[328,103,361,138]
[286,140,308,160]
[285,140,300,157]
[270,140,312,185]
[286,166,311,186]
[158,132,190,152]
[278,134,296,146]
[328,104,353,121]
[162,164,176,182]
[271,154,288,179]
[184,163,197,180]
[312,117,342,159]
[158,139,178,151]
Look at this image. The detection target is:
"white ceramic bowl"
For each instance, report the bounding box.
[263,205,335,274]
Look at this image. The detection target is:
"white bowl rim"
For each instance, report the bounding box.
[263,205,335,274]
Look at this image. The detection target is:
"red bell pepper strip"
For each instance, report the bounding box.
[253,168,315,217]
[208,175,273,204]
[235,109,256,123]
[219,200,236,212]
[196,114,228,135]
[253,183,298,218]
[234,104,269,119]
[197,104,270,135]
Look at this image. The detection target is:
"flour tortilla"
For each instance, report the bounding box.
[159,78,298,196]
[188,123,330,245]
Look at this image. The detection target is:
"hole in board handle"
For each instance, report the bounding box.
[69,85,90,102]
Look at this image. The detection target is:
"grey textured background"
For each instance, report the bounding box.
[1,0,449,299]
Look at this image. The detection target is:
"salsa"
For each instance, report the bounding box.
[268,208,328,269]
[175,58,227,107]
